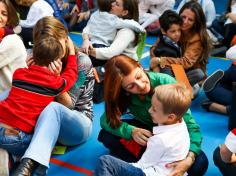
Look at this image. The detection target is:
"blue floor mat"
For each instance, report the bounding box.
[45,32,232,176]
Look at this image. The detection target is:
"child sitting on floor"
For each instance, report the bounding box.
[95,83,191,176]
[151,10,182,76]
[0,36,77,158]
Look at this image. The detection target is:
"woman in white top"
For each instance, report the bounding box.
[20,0,54,48]
[139,0,175,28]
[89,0,140,63]
[0,0,27,94]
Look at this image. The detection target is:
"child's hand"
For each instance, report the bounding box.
[67,36,75,55]
[82,39,93,55]
[48,60,62,76]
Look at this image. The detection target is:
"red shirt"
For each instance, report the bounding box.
[0,55,78,133]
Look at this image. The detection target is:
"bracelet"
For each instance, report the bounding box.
[157,57,161,66]
[187,152,195,163]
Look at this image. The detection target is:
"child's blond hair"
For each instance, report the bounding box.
[154,83,191,118]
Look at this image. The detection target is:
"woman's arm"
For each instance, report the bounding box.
[183,109,202,155]
[151,34,203,70]
[100,112,135,140]
[56,92,74,109]
[92,28,135,60]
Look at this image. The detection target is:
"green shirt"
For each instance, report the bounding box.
[100,72,202,155]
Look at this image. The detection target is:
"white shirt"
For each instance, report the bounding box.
[176,0,216,27]
[20,0,54,28]
[95,28,137,60]
[83,10,144,46]
[0,34,27,92]
[225,129,236,153]
[132,121,190,176]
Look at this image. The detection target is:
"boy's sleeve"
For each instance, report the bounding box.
[114,17,144,33]
[183,109,202,155]
[100,112,135,139]
[60,55,78,92]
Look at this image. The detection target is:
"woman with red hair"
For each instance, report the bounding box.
[98,55,208,176]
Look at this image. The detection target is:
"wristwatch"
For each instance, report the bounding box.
[187,152,196,163]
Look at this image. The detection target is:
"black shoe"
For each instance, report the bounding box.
[13,158,37,176]
[202,69,224,92]
[201,100,213,112]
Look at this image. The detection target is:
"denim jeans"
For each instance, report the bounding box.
[186,68,205,86]
[94,155,146,176]
[213,147,236,176]
[0,127,32,157]
[22,102,92,168]
[98,118,208,176]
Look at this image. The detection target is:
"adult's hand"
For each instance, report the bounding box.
[166,155,193,176]
[88,48,96,57]
[70,4,79,14]
[77,11,90,23]
[226,13,236,23]
[56,92,73,109]
[67,36,75,55]
[150,57,160,70]
[132,127,152,146]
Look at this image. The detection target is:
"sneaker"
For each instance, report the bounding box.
[0,148,9,176]
[202,69,224,92]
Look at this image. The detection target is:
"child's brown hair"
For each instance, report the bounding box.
[33,36,64,66]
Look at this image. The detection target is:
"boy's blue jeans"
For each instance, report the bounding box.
[0,127,32,157]
[94,155,146,176]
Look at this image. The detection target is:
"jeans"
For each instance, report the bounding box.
[94,155,146,176]
[0,127,32,157]
[186,68,205,86]
[213,147,236,176]
[98,118,208,176]
[22,102,92,168]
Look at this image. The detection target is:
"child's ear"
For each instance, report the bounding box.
[167,113,177,121]
[160,28,166,35]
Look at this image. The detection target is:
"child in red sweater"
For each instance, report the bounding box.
[0,36,77,157]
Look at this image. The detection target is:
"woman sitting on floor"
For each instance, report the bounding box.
[150,1,211,97]
[98,54,208,176]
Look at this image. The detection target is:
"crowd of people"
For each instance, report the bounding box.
[0,0,236,175]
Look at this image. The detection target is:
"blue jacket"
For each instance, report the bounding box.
[45,0,68,28]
